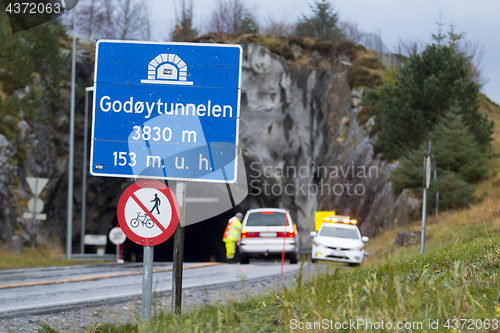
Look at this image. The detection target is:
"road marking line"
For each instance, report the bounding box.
[0,262,219,289]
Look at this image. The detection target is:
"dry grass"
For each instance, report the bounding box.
[364,196,500,267]
[346,49,384,88]
[0,246,100,270]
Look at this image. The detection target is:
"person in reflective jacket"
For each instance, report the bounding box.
[222,212,243,263]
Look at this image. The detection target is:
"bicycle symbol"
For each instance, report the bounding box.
[130,212,154,229]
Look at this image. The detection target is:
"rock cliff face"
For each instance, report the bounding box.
[238,43,408,242]
[0,41,408,252]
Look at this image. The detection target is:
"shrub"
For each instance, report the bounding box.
[352,56,384,70]
[312,40,333,56]
[390,111,486,211]
[427,171,476,211]
[356,105,375,125]
[347,66,382,88]
[287,36,313,50]
[430,110,488,182]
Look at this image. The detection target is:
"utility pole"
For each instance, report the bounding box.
[81,87,93,254]
[67,7,76,260]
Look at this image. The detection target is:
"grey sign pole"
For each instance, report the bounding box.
[81,87,93,254]
[141,245,154,322]
[172,181,187,314]
[31,180,38,249]
[433,154,439,217]
[421,142,432,254]
[420,175,427,255]
[67,8,77,260]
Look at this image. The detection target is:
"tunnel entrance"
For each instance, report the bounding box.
[117,209,238,262]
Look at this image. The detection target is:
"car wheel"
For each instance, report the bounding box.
[348,262,360,267]
[311,258,317,264]
[240,253,250,264]
[289,252,298,264]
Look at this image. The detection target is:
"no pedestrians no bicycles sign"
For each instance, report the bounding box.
[117,180,179,246]
[90,40,243,183]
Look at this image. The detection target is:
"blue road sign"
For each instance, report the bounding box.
[90,40,242,183]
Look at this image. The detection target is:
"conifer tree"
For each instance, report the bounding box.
[390,110,487,211]
[294,0,341,40]
[171,0,198,41]
[364,42,493,161]
[240,13,259,34]
[430,110,487,182]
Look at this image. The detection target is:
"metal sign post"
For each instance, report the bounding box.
[141,245,154,321]
[109,227,126,262]
[116,180,179,321]
[31,180,38,249]
[432,154,439,217]
[81,86,94,254]
[24,177,49,248]
[172,181,187,314]
[67,7,76,260]
[421,155,431,254]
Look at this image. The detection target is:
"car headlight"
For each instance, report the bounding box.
[313,241,325,248]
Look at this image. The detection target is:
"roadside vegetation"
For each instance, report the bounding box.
[0,11,69,141]
[5,1,500,332]
[38,215,500,332]
[361,26,494,215]
[0,246,103,269]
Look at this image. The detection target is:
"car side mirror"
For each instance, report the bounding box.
[310,231,317,237]
[361,236,369,242]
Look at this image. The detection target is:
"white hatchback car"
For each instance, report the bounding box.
[239,208,299,264]
[310,223,368,266]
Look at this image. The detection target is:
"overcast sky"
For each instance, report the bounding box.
[149,0,500,104]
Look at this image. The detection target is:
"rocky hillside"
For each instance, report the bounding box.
[0,34,409,253]
[237,41,408,239]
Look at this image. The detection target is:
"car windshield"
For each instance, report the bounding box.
[246,212,289,226]
[319,226,359,239]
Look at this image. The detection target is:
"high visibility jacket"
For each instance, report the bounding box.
[223,217,242,241]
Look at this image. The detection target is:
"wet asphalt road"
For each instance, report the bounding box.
[0,261,304,318]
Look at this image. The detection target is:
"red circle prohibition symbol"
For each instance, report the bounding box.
[117,180,179,246]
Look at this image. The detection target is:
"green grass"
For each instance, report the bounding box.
[140,238,500,332]
[0,247,103,270]
[36,323,138,333]
[35,235,500,332]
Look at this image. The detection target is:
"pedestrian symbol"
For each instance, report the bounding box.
[150,194,161,214]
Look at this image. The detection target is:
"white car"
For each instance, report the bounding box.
[239,208,299,264]
[310,223,369,266]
